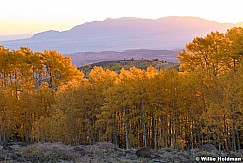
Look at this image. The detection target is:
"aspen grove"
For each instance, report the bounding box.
[0,27,242,151]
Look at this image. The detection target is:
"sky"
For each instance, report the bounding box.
[0,0,243,40]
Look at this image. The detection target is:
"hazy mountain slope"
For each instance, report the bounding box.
[1,16,235,54]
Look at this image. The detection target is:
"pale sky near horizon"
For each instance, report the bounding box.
[0,0,243,40]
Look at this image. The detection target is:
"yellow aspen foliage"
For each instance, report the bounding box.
[0,27,242,151]
[178,31,230,76]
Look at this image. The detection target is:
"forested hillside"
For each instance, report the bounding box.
[78,59,179,77]
[0,27,242,152]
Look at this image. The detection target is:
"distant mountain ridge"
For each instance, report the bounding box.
[1,16,236,54]
[68,49,179,67]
